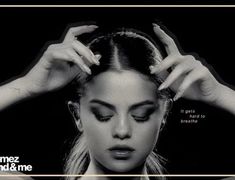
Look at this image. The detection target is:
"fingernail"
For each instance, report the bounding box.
[149,65,154,74]
[89,50,99,65]
[173,93,181,101]
[94,54,101,65]
[84,66,91,75]
[92,56,99,65]
[158,83,165,90]
[151,66,160,74]
[152,23,160,28]
[89,49,95,56]
[89,25,98,28]
[95,54,101,60]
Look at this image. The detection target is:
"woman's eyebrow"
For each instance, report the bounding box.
[89,99,157,111]
[130,100,156,111]
[89,99,115,111]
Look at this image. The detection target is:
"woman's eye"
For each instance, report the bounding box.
[131,107,156,122]
[94,114,113,122]
[132,115,150,122]
[90,107,113,122]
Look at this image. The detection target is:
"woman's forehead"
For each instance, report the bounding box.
[81,70,159,105]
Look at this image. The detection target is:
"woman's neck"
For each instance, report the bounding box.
[81,159,149,180]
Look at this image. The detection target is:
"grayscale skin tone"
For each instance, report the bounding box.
[0,25,101,111]
[0,24,234,114]
[0,24,234,180]
[150,24,235,115]
[77,70,166,179]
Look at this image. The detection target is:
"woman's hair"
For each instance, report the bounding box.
[64,28,172,180]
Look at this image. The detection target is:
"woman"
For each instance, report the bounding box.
[0,23,234,180]
[64,27,173,179]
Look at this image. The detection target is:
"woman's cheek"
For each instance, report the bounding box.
[133,119,161,164]
[82,115,110,148]
[140,116,162,146]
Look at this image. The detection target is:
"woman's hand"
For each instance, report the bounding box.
[23,25,100,96]
[150,23,224,105]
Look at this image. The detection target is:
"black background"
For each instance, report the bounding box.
[0,7,235,179]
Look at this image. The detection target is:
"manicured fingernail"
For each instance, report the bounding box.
[95,54,101,60]
[84,66,91,74]
[89,25,98,28]
[173,92,181,101]
[152,23,160,28]
[92,56,99,65]
[153,67,161,74]
[158,83,165,90]
[89,50,99,65]
[94,54,101,65]
[149,65,155,74]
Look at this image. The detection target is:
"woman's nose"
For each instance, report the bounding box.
[112,116,132,140]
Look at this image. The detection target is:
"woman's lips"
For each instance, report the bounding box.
[108,145,135,159]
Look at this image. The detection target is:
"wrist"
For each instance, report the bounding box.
[213,84,235,115]
[213,84,227,106]
[15,76,40,99]
[201,81,224,106]
[11,77,33,99]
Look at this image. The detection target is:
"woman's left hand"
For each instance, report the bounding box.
[150,23,224,105]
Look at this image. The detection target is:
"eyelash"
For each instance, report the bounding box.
[132,108,156,122]
[132,115,150,122]
[95,114,149,122]
[94,114,113,122]
[92,108,155,122]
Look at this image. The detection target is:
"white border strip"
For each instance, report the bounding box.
[0,5,234,7]
[0,4,234,177]
[0,174,235,177]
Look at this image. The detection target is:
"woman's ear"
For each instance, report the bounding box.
[67,101,83,132]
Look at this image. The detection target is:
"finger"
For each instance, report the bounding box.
[173,68,205,101]
[69,64,81,78]
[72,40,100,65]
[150,55,181,74]
[153,23,179,55]
[66,49,91,74]
[158,62,194,90]
[64,25,98,43]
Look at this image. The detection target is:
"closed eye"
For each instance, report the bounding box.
[90,107,113,122]
[132,115,150,122]
[94,114,113,122]
[131,107,156,122]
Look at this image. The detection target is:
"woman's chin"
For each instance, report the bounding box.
[101,161,145,174]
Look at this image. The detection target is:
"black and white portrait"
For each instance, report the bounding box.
[0,6,235,180]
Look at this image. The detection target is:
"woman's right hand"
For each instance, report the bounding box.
[22,25,100,96]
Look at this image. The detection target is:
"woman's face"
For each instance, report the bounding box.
[79,70,167,173]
